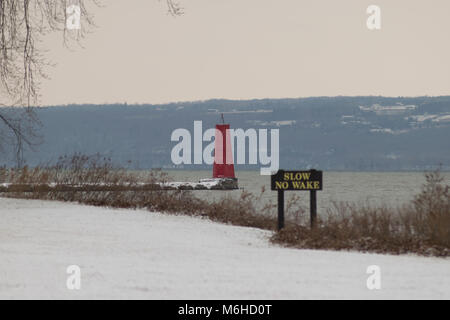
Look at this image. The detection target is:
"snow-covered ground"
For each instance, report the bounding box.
[0,198,449,299]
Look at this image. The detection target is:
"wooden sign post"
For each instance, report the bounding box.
[271,169,323,230]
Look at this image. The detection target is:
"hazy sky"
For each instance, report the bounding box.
[40,0,450,106]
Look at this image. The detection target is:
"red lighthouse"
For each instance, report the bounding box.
[213,123,236,179]
[198,115,238,189]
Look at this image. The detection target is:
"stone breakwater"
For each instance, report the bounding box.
[162,178,239,190]
[0,178,239,193]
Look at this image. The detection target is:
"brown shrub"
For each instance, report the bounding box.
[2,155,449,257]
[0,154,279,230]
[272,170,450,257]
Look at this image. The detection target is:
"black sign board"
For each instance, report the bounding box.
[271,169,323,231]
[271,170,322,191]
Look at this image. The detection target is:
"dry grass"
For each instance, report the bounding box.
[1,154,449,257]
[0,154,279,230]
[272,170,450,257]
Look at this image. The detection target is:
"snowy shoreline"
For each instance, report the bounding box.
[0,197,449,299]
[0,177,239,191]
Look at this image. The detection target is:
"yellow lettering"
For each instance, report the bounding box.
[302,172,311,180]
[276,181,289,189]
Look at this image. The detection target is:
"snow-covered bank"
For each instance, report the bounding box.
[0,198,449,299]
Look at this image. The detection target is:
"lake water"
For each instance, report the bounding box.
[165,170,450,215]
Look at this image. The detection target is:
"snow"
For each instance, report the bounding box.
[432,114,450,123]
[408,114,450,123]
[411,114,438,122]
[208,109,273,115]
[0,198,449,299]
[1,180,223,190]
[369,128,409,135]
[359,104,417,115]
[161,179,220,189]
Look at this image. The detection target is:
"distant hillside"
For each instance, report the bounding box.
[1,96,450,171]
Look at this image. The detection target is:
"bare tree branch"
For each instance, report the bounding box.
[0,0,183,167]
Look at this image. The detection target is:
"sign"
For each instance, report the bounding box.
[271,170,322,191]
[271,169,323,231]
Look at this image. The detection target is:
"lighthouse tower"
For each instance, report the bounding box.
[203,114,238,189]
[213,123,235,179]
